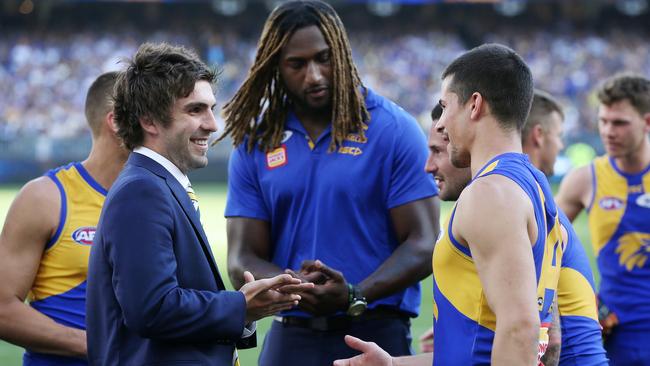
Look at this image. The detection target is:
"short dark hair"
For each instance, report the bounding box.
[442,43,533,131]
[85,71,119,138]
[431,104,443,121]
[113,43,217,150]
[522,89,564,142]
[597,73,650,116]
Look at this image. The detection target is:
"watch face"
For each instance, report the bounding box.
[347,301,367,317]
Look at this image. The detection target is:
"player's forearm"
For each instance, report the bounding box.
[541,303,561,366]
[393,352,433,366]
[228,252,285,290]
[0,300,86,358]
[359,237,433,303]
[492,320,539,365]
[541,343,560,366]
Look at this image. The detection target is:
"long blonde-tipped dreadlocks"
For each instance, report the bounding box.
[218,0,370,153]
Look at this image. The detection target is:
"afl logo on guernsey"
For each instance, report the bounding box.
[72,227,96,245]
[599,197,624,211]
[636,193,650,209]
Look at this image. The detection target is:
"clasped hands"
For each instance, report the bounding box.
[239,271,314,323]
[238,259,351,323]
[285,259,350,317]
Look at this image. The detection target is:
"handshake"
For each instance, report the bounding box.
[239,260,352,322]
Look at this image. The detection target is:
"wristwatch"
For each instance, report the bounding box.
[346,284,367,317]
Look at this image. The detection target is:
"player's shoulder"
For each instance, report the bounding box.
[458,175,531,217]
[558,164,593,199]
[6,176,61,232]
[564,163,592,183]
[19,175,61,206]
[466,173,526,197]
[454,175,532,245]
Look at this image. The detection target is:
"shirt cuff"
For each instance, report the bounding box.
[242,321,256,338]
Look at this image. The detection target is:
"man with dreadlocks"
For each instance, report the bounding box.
[221,1,440,365]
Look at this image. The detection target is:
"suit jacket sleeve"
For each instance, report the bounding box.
[101,177,247,342]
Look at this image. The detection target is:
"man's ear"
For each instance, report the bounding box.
[139,116,159,136]
[106,111,118,135]
[643,112,650,134]
[531,124,545,148]
[469,92,484,121]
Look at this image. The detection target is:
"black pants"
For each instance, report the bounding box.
[259,316,413,366]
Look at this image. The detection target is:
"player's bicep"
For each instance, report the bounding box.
[0,178,60,300]
[472,220,537,321]
[456,179,537,321]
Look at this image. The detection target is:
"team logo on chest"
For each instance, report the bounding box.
[636,193,650,209]
[599,196,624,211]
[616,232,650,271]
[266,145,288,169]
[72,226,96,245]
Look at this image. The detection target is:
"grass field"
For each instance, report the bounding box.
[0,183,595,365]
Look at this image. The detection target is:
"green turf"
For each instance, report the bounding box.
[0,184,595,365]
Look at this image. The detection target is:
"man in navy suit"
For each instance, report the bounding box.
[86,42,310,366]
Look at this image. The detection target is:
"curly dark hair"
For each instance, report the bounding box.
[597,73,650,116]
[113,42,217,150]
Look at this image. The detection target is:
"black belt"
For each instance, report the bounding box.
[274,307,410,332]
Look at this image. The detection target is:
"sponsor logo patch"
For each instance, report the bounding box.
[72,226,96,245]
[338,146,363,156]
[636,193,650,209]
[266,145,288,169]
[599,197,624,210]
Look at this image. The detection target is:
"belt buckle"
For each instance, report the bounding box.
[310,317,329,332]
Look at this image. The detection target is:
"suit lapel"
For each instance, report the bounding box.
[166,179,227,290]
[127,153,226,290]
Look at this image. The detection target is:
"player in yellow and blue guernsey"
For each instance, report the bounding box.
[418,95,607,366]
[558,74,650,365]
[521,91,607,365]
[335,44,563,366]
[0,72,128,365]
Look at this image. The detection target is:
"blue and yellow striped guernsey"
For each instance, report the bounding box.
[556,211,608,365]
[24,162,106,366]
[432,153,563,365]
[587,155,650,345]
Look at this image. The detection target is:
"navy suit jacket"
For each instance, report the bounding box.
[87,153,254,366]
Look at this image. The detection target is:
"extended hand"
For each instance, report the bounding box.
[333,335,393,366]
[297,260,349,316]
[418,327,433,353]
[240,271,313,323]
[286,268,329,285]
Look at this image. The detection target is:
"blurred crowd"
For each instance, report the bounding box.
[2,25,649,141]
